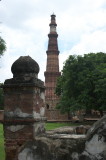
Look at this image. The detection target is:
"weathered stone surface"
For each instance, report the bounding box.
[4,56,45,89]
[80,115,106,160]
[4,77,45,88]
[3,56,46,160]
[0,110,4,122]
[11,56,39,75]
[75,125,90,135]
[87,115,106,141]
[18,133,86,160]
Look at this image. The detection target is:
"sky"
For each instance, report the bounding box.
[0,0,106,83]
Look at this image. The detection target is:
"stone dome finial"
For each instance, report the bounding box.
[11,56,39,77]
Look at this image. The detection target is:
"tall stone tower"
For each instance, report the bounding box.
[45,14,68,120]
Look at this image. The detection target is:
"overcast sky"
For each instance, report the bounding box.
[0,0,106,83]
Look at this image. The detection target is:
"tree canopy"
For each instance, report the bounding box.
[0,36,6,56]
[0,83,4,110]
[55,52,106,114]
[0,36,6,109]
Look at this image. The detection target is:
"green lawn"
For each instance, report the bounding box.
[0,124,5,160]
[45,122,76,130]
[45,121,93,130]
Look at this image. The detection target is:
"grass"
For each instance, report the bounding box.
[45,122,76,130]
[45,121,93,130]
[45,122,94,130]
[0,124,5,160]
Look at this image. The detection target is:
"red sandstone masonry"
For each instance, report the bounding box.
[0,110,4,121]
[3,56,46,160]
[44,14,68,121]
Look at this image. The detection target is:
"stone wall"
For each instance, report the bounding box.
[45,109,68,121]
[0,110,4,121]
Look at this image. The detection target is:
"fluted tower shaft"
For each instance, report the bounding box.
[44,14,61,115]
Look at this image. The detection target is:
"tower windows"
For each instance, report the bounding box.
[46,104,50,109]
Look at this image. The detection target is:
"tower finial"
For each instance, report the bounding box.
[51,12,56,17]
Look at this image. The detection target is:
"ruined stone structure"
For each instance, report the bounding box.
[16,115,106,160]
[80,115,106,160]
[3,56,46,160]
[44,14,68,120]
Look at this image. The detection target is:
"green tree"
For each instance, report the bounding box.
[0,36,6,109]
[55,52,106,116]
[0,36,6,56]
[0,83,4,110]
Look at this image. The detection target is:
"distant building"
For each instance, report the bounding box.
[44,14,68,121]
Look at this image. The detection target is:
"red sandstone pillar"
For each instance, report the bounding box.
[3,56,46,160]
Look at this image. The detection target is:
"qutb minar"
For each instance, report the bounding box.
[44,14,68,120]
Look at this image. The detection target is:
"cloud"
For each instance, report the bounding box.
[0,0,106,83]
[59,30,106,71]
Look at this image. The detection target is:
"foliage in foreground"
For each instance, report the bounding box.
[0,83,4,110]
[0,124,5,160]
[0,36,6,56]
[56,52,106,114]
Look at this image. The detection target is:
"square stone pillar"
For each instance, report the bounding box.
[3,56,46,160]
